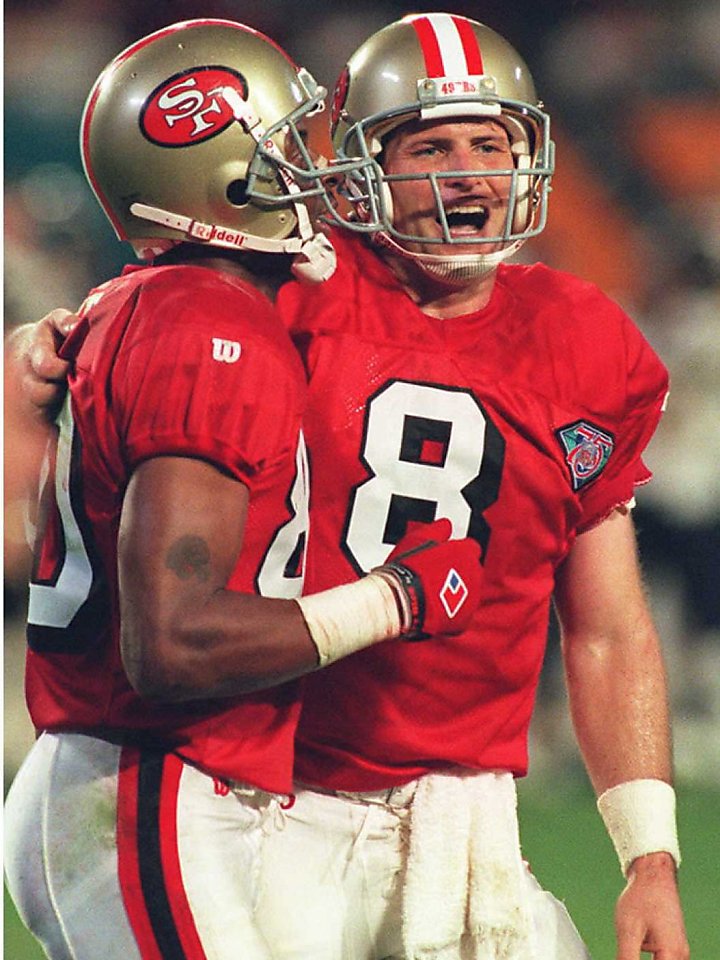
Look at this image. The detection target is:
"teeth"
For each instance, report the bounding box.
[446,204,487,215]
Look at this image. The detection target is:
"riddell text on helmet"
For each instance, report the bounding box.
[190,223,247,247]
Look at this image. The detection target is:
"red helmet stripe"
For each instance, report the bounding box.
[409,14,485,78]
[410,16,445,77]
[451,15,484,75]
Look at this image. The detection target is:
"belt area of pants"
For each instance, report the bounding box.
[297,779,418,809]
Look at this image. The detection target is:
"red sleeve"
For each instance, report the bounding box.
[111,274,303,487]
[576,315,669,532]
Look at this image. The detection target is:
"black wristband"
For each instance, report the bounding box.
[379,561,428,640]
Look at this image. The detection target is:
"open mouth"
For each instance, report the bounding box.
[441,204,490,236]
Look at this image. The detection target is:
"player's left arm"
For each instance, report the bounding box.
[554,507,689,960]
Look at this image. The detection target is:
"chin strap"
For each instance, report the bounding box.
[130,203,336,282]
[372,230,525,284]
[290,232,337,283]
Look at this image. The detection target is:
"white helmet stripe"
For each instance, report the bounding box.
[406,13,484,78]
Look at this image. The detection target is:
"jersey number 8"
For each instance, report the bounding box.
[344,380,505,572]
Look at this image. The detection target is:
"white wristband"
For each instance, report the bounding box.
[296,573,404,667]
[597,779,681,876]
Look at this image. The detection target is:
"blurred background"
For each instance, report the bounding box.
[4,1,719,957]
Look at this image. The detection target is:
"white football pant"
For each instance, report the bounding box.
[4,731,285,960]
[6,735,592,959]
[254,780,592,960]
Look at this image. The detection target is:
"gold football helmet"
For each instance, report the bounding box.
[327,12,555,279]
[81,19,335,280]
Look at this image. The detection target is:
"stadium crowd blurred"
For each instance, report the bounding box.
[5,0,720,785]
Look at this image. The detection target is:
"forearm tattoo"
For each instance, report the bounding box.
[166,535,211,582]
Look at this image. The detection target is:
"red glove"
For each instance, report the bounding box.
[375,518,483,640]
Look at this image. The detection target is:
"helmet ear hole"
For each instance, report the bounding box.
[226,179,250,207]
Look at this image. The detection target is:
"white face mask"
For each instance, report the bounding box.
[325,99,554,275]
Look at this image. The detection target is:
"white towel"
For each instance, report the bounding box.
[401,770,533,960]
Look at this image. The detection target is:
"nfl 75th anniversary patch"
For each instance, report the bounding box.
[556,420,614,491]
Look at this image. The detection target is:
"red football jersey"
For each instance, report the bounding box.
[25,264,309,793]
[279,231,669,790]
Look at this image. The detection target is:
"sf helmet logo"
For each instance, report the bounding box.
[141,67,248,147]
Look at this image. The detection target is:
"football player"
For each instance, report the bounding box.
[3,19,483,960]
[11,13,689,960]
[256,13,688,960]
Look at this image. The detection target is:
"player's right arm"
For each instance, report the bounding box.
[118,453,317,699]
[120,459,482,701]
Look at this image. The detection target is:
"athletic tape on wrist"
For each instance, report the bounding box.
[296,573,405,668]
[597,779,681,876]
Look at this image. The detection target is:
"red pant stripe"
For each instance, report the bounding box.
[117,747,207,959]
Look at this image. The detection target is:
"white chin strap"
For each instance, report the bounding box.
[374,231,525,284]
[290,231,336,283]
[129,202,336,284]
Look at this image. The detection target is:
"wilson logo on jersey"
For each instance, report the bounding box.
[211,337,241,363]
[439,567,469,619]
[556,420,614,491]
[141,67,248,147]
